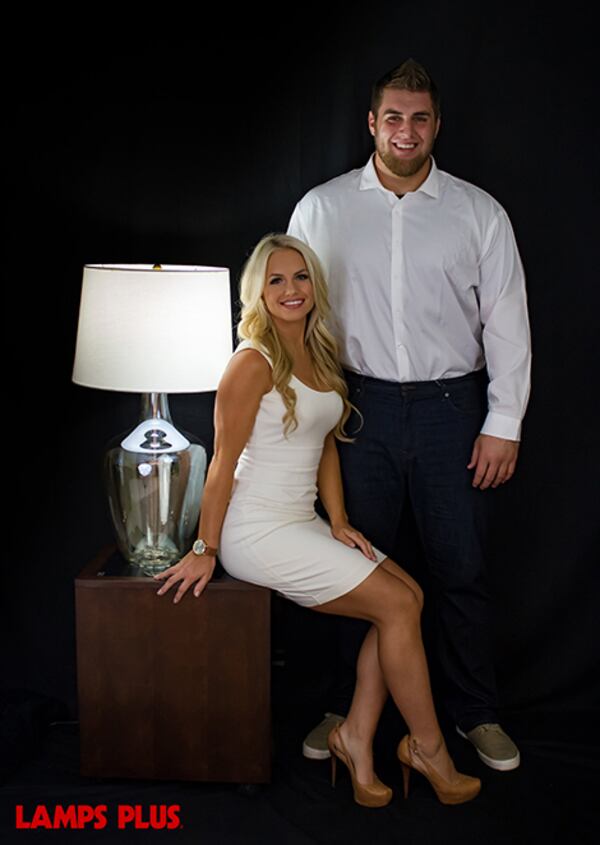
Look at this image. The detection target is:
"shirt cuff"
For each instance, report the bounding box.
[480,411,521,441]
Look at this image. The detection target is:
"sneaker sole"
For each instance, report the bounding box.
[302,742,331,760]
[456,726,521,771]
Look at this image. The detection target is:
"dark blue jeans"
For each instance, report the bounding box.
[334,369,498,732]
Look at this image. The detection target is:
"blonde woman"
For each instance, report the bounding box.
[155,234,480,807]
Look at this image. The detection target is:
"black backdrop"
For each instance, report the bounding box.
[5,2,598,722]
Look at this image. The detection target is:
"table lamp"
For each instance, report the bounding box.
[72,263,232,574]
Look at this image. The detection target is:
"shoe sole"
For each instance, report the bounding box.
[456,726,520,771]
[302,742,331,760]
[302,714,345,760]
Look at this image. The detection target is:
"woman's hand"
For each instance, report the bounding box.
[154,551,216,603]
[330,522,378,561]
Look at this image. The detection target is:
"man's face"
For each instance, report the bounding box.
[368,88,440,179]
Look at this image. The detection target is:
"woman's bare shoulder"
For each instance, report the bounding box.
[219,347,273,396]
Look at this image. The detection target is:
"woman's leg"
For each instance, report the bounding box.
[379,557,424,609]
[334,558,424,782]
[314,560,455,783]
[338,624,386,783]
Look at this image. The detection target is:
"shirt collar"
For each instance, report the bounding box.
[359,154,440,199]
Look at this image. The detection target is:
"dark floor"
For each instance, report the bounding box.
[1,664,597,845]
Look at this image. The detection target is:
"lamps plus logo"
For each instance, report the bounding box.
[15,804,182,830]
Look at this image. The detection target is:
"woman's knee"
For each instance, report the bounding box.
[412,581,425,611]
[381,558,424,611]
[378,580,422,625]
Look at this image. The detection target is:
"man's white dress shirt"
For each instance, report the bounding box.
[287,156,531,441]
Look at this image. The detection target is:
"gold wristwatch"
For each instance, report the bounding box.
[192,538,218,557]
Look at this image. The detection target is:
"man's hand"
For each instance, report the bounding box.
[467,434,519,489]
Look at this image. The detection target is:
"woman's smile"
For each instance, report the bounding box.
[263,248,314,327]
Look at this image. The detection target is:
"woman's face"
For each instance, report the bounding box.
[262,248,315,329]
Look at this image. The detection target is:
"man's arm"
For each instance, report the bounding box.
[472,208,531,489]
[287,199,310,241]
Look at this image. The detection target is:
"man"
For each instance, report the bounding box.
[287,59,530,771]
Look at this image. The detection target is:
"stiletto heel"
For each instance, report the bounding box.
[327,724,392,808]
[397,735,481,805]
[400,760,411,799]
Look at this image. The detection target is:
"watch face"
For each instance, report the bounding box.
[193,539,206,555]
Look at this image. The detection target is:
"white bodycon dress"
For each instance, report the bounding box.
[219,341,386,607]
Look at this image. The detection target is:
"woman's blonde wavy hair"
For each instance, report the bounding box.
[237,233,356,440]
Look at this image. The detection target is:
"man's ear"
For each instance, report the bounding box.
[368,110,376,137]
[435,116,441,139]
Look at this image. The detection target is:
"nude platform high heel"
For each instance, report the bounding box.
[397,735,481,805]
[327,724,392,808]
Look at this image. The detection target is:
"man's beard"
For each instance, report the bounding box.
[377,143,430,179]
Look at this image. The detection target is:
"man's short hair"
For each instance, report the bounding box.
[371,59,441,119]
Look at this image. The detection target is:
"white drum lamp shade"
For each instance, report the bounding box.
[72,264,232,393]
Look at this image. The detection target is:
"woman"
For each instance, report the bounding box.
[155,234,480,807]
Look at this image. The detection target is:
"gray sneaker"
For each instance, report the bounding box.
[457,723,520,771]
[302,712,345,760]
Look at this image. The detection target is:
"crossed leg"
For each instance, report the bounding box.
[313,557,453,785]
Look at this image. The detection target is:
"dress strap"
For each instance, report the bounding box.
[233,339,273,369]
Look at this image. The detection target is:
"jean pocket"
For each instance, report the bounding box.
[439,381,484,416]
[339,382,363,436]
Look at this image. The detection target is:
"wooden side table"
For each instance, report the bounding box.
[75,547,271,783]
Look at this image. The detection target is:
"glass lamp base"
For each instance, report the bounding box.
[104,394,207,575]
[130,542,181,575]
